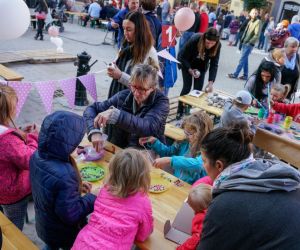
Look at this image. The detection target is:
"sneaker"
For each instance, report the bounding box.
[176,113,183,120]
[238,76,247,80]
[228,73,237,79]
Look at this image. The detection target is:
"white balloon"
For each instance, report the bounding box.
[0,0,30,40]
[57,47,64,53]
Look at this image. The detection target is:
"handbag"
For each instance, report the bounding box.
[36,12,47,20]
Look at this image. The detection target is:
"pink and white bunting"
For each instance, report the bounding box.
[78,74,97,101]
[35,81,56,114]
[59,78,76,109]
[8,82,32,118]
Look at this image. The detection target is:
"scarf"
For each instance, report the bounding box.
[285,53,296,70]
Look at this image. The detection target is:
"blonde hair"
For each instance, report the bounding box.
[0,85,18,127]
[106,148,151,198]
[188,184,212,213]
[271,84,290,99]
[271,48,285,62]
[182,111,213,157]
[129,63,158,88]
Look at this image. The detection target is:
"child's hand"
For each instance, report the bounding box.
[82,181,92,193]
[153,157,171,169]
[139,136,156,146]
[270,100,275,106]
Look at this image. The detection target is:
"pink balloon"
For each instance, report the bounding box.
[48,26,59,37]
[174,7,195,32]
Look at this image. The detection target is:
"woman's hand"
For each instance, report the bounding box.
[204,81,214,93]
[153,157,171,169]
[91,133,105,152]
[139,136,157,146]
[94,109,113,129]
[188,68,200,78]
[107,63,122,80]
[82,181,92,193]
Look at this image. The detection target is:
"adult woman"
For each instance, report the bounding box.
[177,28,221,118]
[34,0,48,40]
[84,64,169,149]
[196,125,300,249]
[245,61,277,109]
[281,37,300,100]
[107,11,159,98]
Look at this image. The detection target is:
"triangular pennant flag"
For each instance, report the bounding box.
[0,80,7,85]
[8,82,32,118]
[59,77,76,109]
[157,49,180,64]
[78,74,97,101]
[35,81,56,114]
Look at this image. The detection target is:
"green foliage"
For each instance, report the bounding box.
[244,0,267,11]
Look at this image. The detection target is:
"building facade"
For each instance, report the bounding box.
[271,0,300,22]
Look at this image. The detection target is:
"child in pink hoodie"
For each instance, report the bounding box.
[0,85,38,230]
[72,148,154,250]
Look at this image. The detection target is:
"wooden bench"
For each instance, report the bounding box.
[164,123,185,141]
[0,64,24,81]
[0,212,38,250]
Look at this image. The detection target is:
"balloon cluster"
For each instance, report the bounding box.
[174,7,195,32]
[48,26,64,53]
[0,0,30,40]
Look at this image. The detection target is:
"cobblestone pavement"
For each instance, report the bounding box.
[0,17,287,249]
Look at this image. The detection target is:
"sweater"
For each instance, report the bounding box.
[72,186,153,250]
[149,140,207,184]
[0,125,38,205]
[273,102,300,123]
[240,18,261,46]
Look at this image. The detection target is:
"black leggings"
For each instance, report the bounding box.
[36,19,45,38]
[177,68,205,115]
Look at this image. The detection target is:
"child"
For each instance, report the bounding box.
[270,84,290,103]
[272,102,300,123]
[0,85,38,231]
[228,16,239,46]
[139,111,213,184]
[30,111,96,249]
[177,184,212,250]
[72,149,153,250]
[220,90,256,133]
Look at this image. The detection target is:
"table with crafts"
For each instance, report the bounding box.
[178,90,300,169]
[75,141,191,250]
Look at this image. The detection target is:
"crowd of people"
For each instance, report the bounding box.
[2,0,300,250]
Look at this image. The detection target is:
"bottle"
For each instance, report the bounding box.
[283,116,293,129]
[267,112,274,124]
[258,108,265,119]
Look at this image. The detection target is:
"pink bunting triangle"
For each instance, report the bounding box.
[35,81,56,114]
[59,78,76,109]
[78,74,97,101]
[8,82,32,118]
[157,49,180,64]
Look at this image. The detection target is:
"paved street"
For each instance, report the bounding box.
[0,17,281,249]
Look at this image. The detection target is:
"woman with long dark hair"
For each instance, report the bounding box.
[106,11,159,98]
[177,28,221,119]
[34,0,48,40]
[244,61,277,109]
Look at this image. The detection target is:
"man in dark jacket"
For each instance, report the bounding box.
[30,111,96,249]
[84,64,169,149]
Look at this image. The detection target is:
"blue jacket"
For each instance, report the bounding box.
[30,111,96,248]
[109,7,129,48]
[144,11,162,49]
[84,89,169,148]
[288,23,300,41]
[150,139,207,184]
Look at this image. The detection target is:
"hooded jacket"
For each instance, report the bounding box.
[288,23,300,41]
[30,111,96,248]
[197,158,300,250]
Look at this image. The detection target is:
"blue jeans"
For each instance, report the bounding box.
[257,33,265,49]
[264,36,270,52]
[233,44,254,78]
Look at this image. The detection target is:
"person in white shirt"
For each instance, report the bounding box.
[83,0,101,27]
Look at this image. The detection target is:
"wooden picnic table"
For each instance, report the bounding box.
[0,212,39,250]
[76,141,191,250]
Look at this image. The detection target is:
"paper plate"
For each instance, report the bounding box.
[79,163,105,182]
[149,172,171,194]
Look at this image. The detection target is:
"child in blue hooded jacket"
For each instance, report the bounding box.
[139,111,213,184]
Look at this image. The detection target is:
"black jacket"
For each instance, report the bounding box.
[178,33,221,82]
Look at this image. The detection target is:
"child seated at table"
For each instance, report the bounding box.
[220,90,257,133]
[72,149,153,250]
[139,111,213,185]
[0,85,38,231]
[177,184,212,250]
[270,84,290,103]
[272,102,300,123]
[30,111,96,249]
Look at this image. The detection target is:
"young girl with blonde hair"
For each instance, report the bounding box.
[0,85,38,230]
[140,111,213,184]
[270,84,290,103]
[72,149,153,250]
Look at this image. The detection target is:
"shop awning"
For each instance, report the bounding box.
[202,0,219,4]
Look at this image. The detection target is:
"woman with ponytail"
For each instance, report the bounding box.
[30,111,96,249]
[0,85,38,231]
[197,123,300,250]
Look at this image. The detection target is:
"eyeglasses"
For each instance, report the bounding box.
[129,84,152,94]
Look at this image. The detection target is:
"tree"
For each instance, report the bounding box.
[244,0,267,11]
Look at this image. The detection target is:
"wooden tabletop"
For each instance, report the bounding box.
[65,11,88,17]
[165,123,185,141]
[0,212,39,250]
[76,141,191,249]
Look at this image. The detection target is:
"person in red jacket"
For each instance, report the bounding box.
[177,184,212,250]
[198,5,209,33]
[272,102,300,123]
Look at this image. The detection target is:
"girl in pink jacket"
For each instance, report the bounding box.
[0,85,38,230]
[72,148,154,250]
